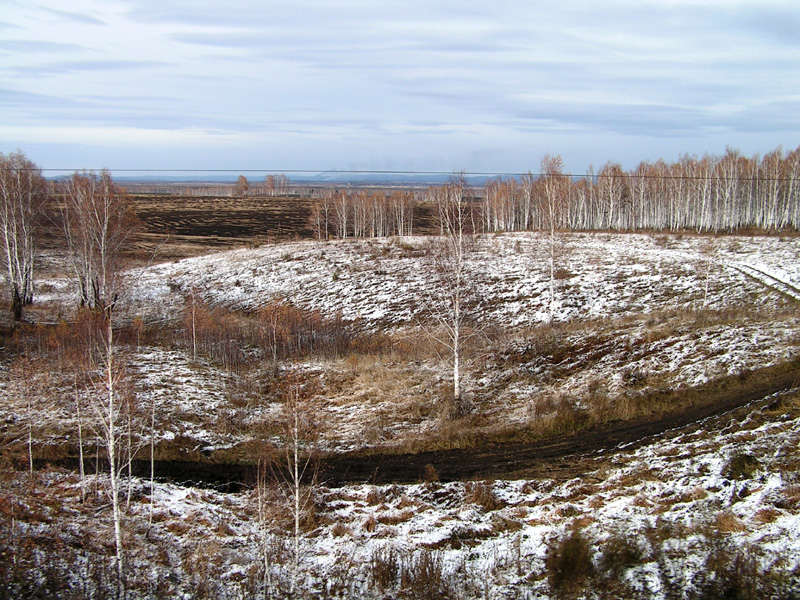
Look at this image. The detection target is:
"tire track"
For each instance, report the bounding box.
[319,363,800,486]
[729,261,800,302]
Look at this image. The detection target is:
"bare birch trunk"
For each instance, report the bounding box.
[27,396,33,479]
[104,318,124,590]
[76,377,86,503]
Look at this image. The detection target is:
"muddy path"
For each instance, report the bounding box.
[30,365,800,492]
[318,364,800,486]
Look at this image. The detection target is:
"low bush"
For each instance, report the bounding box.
[724,452,760,480]
[463,481,505,512]
[399,549,452,600]
[546,527,595,599]
[597,531,648,586]
[690,543,800,600]
[370,545,400,592]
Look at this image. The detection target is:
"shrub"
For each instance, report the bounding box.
[362,515,377,533]
[724,452,760,480]
[370,546,400,592]
[598,532,648,583]
[400,549,451,600]
[423,464,439,483]
[463,481,505,512]
[546,528,595,598]
[690,544,784,600]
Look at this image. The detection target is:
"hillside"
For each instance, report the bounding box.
[2,231,799,598]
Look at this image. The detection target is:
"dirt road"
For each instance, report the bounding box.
[33,361,800,491]
[318,363,800,485]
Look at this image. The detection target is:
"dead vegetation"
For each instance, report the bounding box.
[2,198,800,598]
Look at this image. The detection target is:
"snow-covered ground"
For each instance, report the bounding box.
[108,232,800,329]
[10,232,800,454]
[3,231,799,598]
[4,388,799,598]
[129,233,800,452]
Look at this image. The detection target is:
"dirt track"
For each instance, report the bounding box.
[318,364,800,486]
[102,361,800,491]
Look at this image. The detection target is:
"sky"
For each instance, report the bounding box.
[1,0,799,177]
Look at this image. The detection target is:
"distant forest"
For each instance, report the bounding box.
[308,145,800,237]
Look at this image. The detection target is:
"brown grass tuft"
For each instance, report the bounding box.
[463,481,506,512]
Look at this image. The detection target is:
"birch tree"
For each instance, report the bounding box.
[72,306,145,594]
[68,309,132,593]
[99,316,125,589]
[61,170,138,311]
[422,175,480,414]
[265,377,319,596]
[540,154,567,322]
[0,151,47,320]
[309,191,333,239]
[59,168,140,592]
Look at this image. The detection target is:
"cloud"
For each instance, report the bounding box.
[0,39,87,54]
[42,7,106,25]
[0,87,74,105]
[1,0,798,172]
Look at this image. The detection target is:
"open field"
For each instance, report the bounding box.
[131,195,316,258]
[120,194,439,261]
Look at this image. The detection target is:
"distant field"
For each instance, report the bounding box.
[128,195,315,259]
[128,194,438,259]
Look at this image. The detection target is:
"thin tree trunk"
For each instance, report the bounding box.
[453,300,461,403]
[149,394,155,525]
[27,396,33,479]
[191,290,197,362]
[106,319,124,590]
[549,228,556,323]
[126,397,133,511]
[292,404,300,596]
[76,377,86,503]
[12,288,23,321]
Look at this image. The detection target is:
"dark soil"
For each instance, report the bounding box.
[319,362,800,485]
[127,195,440,260]
[33,360,798,491]
[133,195,315,241]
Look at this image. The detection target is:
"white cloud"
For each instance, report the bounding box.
[0,124,245,148]
[1,0,798,172]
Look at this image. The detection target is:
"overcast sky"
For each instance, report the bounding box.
[2,0,799,175]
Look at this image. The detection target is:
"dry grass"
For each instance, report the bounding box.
[714,511,747,533]
[399,549,451,600]
[376,508,414,526]
[677,486,709,503]
[753,507,781,524]
[463,481,506,512]
[490,513,524,534]
[776,485,800,511]
[546,527,594,598]
[330,522,350,537]
[362,514,378,533]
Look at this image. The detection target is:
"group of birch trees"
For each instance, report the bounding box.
[309,189,416,239]
[0,151,47,320]
[481,145,800,234]
[1,152,140,592]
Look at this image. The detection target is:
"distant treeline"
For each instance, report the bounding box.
[481,146,800,233]
[309,145,800,237]
[126,173,292,197]
[34,143,800,235]
[309,190,416,239]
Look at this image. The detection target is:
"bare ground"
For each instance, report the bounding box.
[67,358,799,490]
[319,359,800,484]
